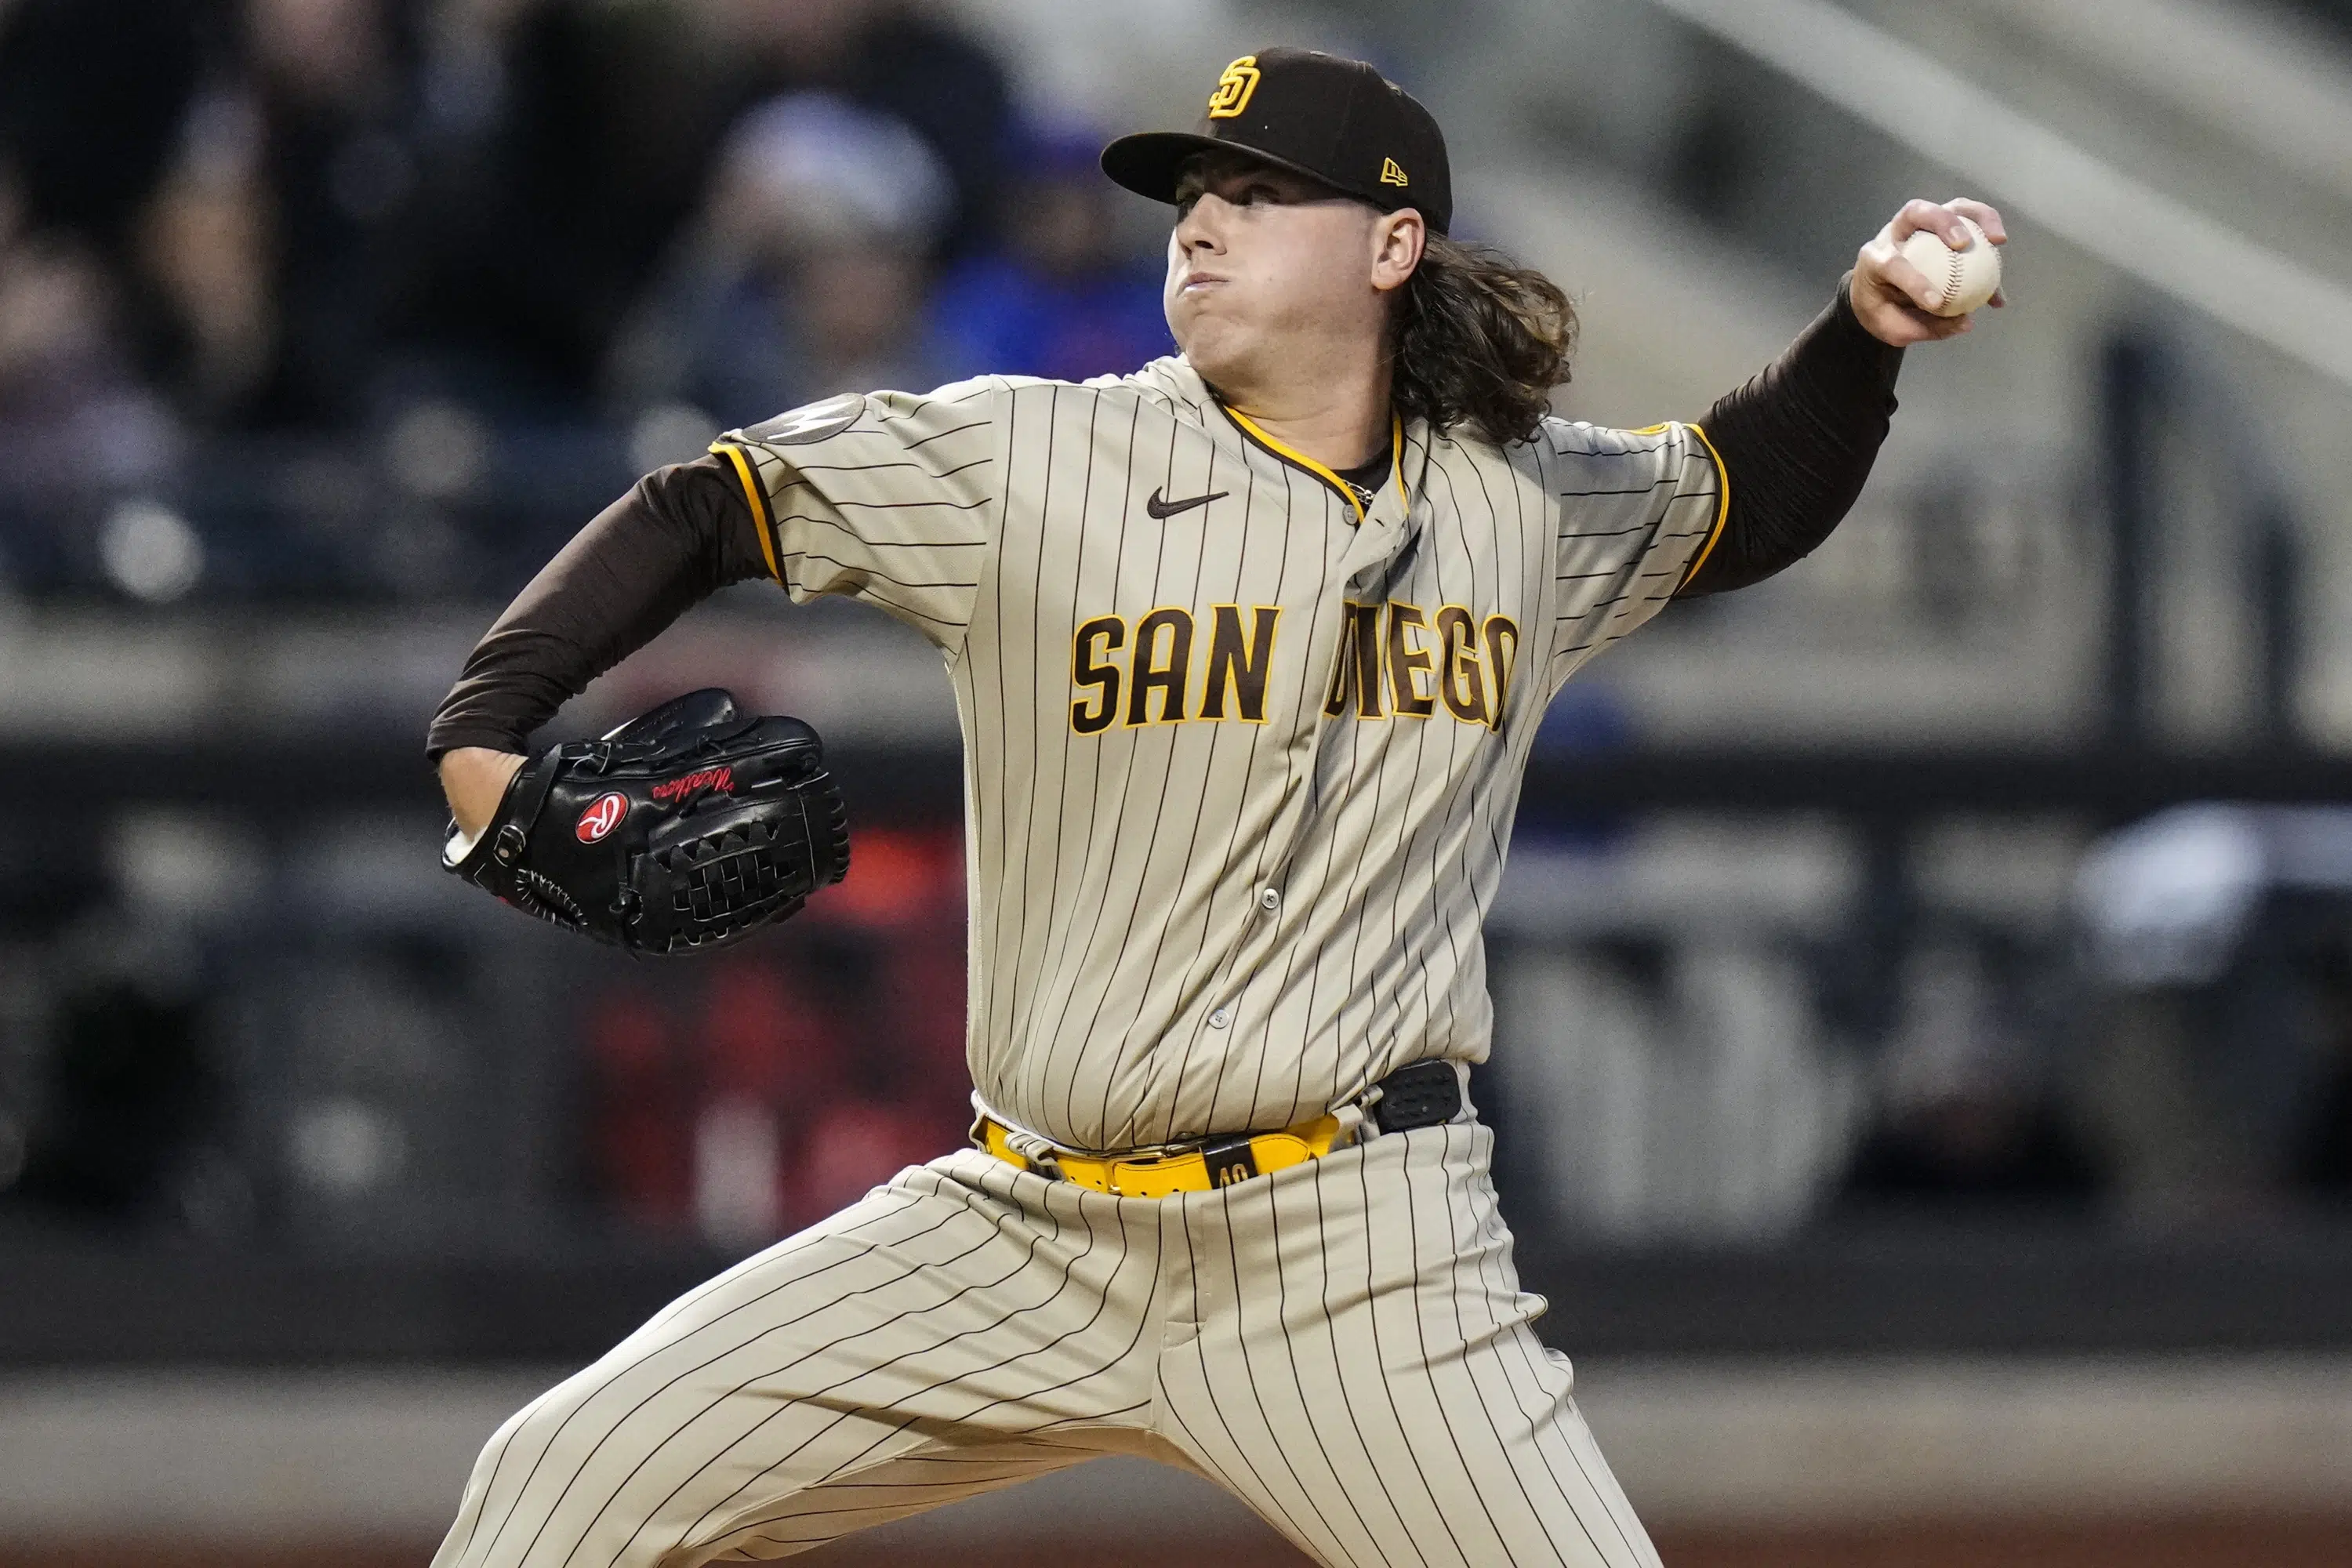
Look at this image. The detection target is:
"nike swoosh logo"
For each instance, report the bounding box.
[1145,487,1228,520]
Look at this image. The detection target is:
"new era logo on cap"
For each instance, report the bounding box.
[1101,45,1453,234]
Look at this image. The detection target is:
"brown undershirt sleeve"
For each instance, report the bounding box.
[423,453,774,761]
[1677,274,1905,597]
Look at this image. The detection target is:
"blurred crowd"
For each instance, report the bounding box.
[583,826,971,1243]
[18,801,2352,1251]
[0,818,979,1247]
[1495,811,2352,1245]
[0,0,1171,599]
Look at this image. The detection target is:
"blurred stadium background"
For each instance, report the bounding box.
[5,0,2352,1563]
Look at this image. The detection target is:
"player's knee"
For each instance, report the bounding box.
[437,1371,618,1566]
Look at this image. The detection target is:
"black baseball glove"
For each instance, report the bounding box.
[444,689,849,953]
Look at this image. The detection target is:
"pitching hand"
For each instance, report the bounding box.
[1851,198,2008,347]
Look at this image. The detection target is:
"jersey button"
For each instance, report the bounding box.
[1207,1007,1232,1030]
[1258,887,1281,913]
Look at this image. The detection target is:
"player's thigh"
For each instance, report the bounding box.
[448,1400,1090,1568]
[1158,1126,1661,1568]
[434,1160,1152,1568]
[1164,1292,1656,1568]
[654,1432,1098,1565]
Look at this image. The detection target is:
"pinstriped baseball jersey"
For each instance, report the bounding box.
[714,358,1723,1153]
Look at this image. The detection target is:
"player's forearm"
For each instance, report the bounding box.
[424,455,771,760]
[1677,275,1904,597]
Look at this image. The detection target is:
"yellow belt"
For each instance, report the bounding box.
[978,1114,1347,1197]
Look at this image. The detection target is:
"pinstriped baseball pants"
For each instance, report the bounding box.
[430,1120,1661,1568]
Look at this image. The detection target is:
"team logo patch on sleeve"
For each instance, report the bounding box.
[575,792,630,843]
[742,394,862,446]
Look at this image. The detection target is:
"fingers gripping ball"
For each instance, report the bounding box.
[1898,215,2001,317]
[445,689,851,953]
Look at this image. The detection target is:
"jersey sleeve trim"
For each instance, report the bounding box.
[711,441,782,585]
[1671,421,1732,590]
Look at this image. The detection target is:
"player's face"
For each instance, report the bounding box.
[1164,153,1395,389]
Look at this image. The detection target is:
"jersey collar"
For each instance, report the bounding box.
[1215,404,1406,528]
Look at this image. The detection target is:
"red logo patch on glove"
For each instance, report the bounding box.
[575,792,629,843]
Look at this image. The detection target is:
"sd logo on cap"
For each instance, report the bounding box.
[1207,55,1262,118]
[1102,46,1453,235]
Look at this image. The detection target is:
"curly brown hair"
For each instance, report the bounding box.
[1389,234,1577,445]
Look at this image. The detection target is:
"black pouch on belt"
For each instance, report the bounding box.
[1370,1060,1463,1132]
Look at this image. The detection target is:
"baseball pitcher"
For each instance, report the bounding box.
[427,46,2005,1568]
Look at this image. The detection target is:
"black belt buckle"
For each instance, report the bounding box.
[1371,1060,1461,1133]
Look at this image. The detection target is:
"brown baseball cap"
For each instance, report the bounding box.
[1101,48,1453,234]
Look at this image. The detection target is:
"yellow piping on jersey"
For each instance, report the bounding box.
[1676,422,1732,591]
[712,441,782,585]
[1221,408,1404,527]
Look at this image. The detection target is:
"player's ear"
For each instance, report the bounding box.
[1370,208,1425,295]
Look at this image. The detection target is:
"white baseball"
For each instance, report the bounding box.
[1896,214,2001,317]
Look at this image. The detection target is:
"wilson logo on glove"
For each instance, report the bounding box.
[575,792,630,843]
[651,766,733,804]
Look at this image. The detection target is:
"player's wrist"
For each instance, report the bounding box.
[1827,270,1911,365]
[441,746,529,840]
